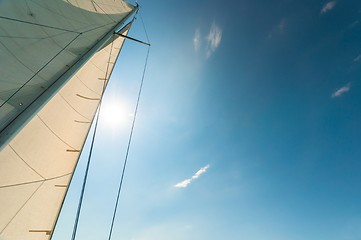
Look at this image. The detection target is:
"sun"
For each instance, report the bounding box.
[100,98,133,130]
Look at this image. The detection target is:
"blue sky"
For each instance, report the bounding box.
[53,1,361,240]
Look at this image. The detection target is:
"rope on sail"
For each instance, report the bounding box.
[0,16,80,33]
[70,34,116,240]
[0,20,120,111]
[107,11,151,240]
[0,33,81,109]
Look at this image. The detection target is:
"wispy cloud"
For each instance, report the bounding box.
[278,18,286,33]
[332,83,351,98]
[349,20,360,29]
[174,164,210,188]
[267,18,287,39]
[206,22,222,58]
[193,28,201,52]
[354,54,361,62]
[321,1,337,14]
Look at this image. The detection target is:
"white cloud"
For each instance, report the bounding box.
[354,54,361,62]
[278,18,286,33]
[267,18,287,39]
[321,1,337,14]
[193,28,201,52]
[332,83,351,98]
[349,20,360,28]
[206,22,222,58]
[174,164,210,188]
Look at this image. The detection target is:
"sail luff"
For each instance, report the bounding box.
[0,4,137,150]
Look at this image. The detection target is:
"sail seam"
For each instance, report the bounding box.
[36,115,77,150]
[0,39,43,81]
[0,33,81,110]
[0,31,74,40]
[75,75,102,96]
[81,22,119,34]
[0,172,72,189]
[58,93,92,121]
[90,60,107,74]
[91,1,117,23]
[8,145,46,180]
[90,0,99,12]
[29,0,88,31]
[0,16,80,34]
[0,181,44,234]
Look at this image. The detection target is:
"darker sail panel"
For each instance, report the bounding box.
[0,0,134,147]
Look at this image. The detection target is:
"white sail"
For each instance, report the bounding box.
[0,1,135,239]
[0,24,131,240]
[0,0,135,147]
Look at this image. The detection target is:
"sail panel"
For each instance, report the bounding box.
[0,22,131,240]
[0,0,134,144]
[1,177,70,240]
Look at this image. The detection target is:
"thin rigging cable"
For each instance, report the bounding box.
[107,16,150,240]
[70,105,101,240]
[139,11,150,43]
[70,35,116,240]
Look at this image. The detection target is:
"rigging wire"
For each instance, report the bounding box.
[107,46,150,240]
[70,35,116,240]
[107,10,150,240]
[70,107,100,240]
[139,11,150,43]
[68,4,149,239]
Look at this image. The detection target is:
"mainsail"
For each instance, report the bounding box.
[0,0,137,239]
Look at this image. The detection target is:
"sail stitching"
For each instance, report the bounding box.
[29,0,90,30]
[58,93,92,121]
[0,16,80,34]
[91,1,117,23]
[90,60,107,74]
[0,31,74,40]
[81,22,119,34]
[75,75,102,96]
[0,38,44,81]
[8,145,46,180]
[0,33,81,110]
[29,0,128,33]
[36,115,77,150]
[0,181,44,234]
[0,173,72,189]
[90,0,100,12]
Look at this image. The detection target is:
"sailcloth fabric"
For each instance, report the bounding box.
[0,1,134,239]
[0,0,134,146]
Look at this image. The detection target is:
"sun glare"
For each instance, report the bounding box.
[100,98,133,130]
